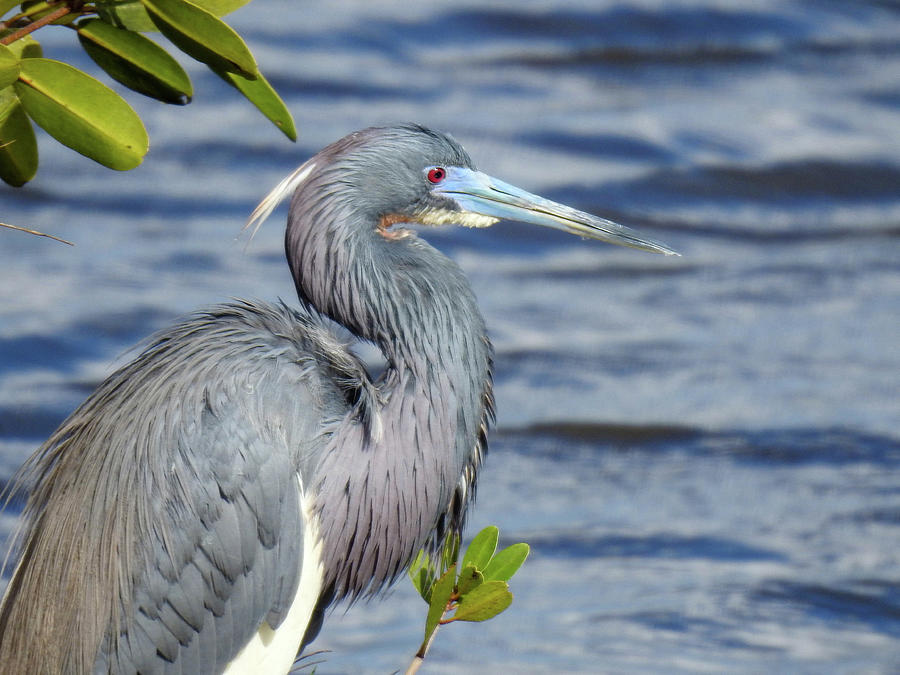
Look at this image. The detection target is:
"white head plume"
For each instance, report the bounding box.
[243,160,317,240]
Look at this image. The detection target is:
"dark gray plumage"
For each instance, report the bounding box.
[0,124,676,674]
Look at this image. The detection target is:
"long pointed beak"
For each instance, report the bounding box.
[432,167,679,256]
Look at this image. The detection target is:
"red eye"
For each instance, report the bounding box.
[427,167,446,184]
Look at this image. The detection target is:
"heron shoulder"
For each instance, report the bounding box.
[130,299,374,441]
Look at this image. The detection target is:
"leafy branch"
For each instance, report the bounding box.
[406,526,529,674]
[0,0,295,187]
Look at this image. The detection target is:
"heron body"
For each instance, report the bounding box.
[0,125,676,674]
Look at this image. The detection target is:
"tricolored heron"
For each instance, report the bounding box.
[0,124,677,673]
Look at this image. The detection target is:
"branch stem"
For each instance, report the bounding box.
[0,222,74,245]
[0,4,71,46]
[406,606,447,675]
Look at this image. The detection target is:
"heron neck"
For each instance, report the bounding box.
[296,229,494,602]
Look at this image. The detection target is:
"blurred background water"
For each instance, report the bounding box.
[2,0,899,672]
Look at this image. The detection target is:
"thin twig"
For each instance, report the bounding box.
[0,4,71,46]
[405,607,447,675]
[0,221,74,246]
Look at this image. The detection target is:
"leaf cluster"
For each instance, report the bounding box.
[0,0,295,187]
[408,526,529,666]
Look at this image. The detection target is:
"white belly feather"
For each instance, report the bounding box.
[224,475,323,674]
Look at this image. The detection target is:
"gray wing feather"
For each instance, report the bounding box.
[192,606,217,671]
[1,302,358,675]
[102,414,305,674]
[95,303,352,673]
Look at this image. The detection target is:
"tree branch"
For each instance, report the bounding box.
[0,4,71,46]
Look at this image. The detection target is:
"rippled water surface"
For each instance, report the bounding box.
[2,0,899,672]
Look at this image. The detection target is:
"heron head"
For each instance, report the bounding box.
[324,124,490,238]
[348,124,678,256]
[248,124,677,256]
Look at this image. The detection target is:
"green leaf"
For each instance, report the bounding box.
[194,0,251,14]
[0,45,18,90]
[95,0,249,32]
[142,0,257,78]
[414,566,433,603]
[451,580,513,622]
[423,564,455,646]
[0,0,20,16]
[441,531,460,572]
[461,526,498,572]
[215,67,295,140]
[0,88,38,186]
[408,550,425,582]
[6,36,42,60]
[456,564,484,596]
[95,0,156,31]
[15,58,148,170]
[77,18,192,105]
[482,542,530,582]
[408,550,434,602]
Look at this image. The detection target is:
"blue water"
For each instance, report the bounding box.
[2,0,899,672]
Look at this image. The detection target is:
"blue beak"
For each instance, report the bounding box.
[431,166,678,256]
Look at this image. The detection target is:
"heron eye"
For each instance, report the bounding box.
[427,167,446,184]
